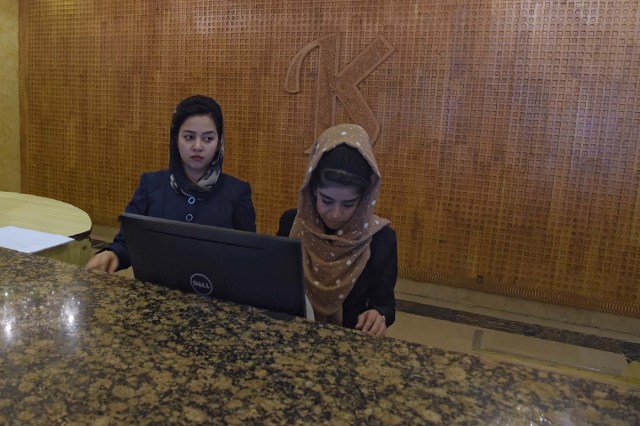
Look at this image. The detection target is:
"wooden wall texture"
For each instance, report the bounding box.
[20,0,640,317]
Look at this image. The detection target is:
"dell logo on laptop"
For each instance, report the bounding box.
[190,273,213,295]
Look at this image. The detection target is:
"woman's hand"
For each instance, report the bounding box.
[86,251,119,273]
[355,309,387,336]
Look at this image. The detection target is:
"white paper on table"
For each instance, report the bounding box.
[0,226,74,253]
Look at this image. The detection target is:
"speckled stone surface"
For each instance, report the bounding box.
[1,248,639,425]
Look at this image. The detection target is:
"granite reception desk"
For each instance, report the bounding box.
[0,248,639,425]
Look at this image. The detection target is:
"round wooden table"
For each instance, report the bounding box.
[0,192,92,265]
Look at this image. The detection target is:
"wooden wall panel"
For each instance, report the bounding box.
[20,0,640,316]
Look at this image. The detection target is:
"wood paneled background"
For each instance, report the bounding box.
[20,0,640,317]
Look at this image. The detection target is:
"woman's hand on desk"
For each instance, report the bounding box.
[86,251,119,273]
[355,309,387,336]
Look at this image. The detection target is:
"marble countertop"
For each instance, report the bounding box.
[1,247,639,425]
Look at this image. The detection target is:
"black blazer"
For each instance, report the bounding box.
[277,209,397,328]
[106,170,256,270]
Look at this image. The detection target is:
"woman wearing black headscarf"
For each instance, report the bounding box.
[87,95,256,273]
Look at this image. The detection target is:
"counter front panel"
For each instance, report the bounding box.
[0,248,638,424]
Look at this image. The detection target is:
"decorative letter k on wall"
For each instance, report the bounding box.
[285,34,395,149]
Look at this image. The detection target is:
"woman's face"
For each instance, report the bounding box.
[177,114,219,183]
[315,184,362,231]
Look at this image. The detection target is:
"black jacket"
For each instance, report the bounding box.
[277,209,397,328]
[106,170,256,270]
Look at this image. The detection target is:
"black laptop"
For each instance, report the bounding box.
[120,213,306,318]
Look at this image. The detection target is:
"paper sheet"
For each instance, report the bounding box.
[0,226,73,253]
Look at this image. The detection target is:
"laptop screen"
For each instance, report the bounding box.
[120,213,306,318]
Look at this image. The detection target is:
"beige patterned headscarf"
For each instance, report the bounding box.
[290,124,390,324]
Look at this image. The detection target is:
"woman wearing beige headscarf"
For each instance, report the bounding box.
[277,124,398,336]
